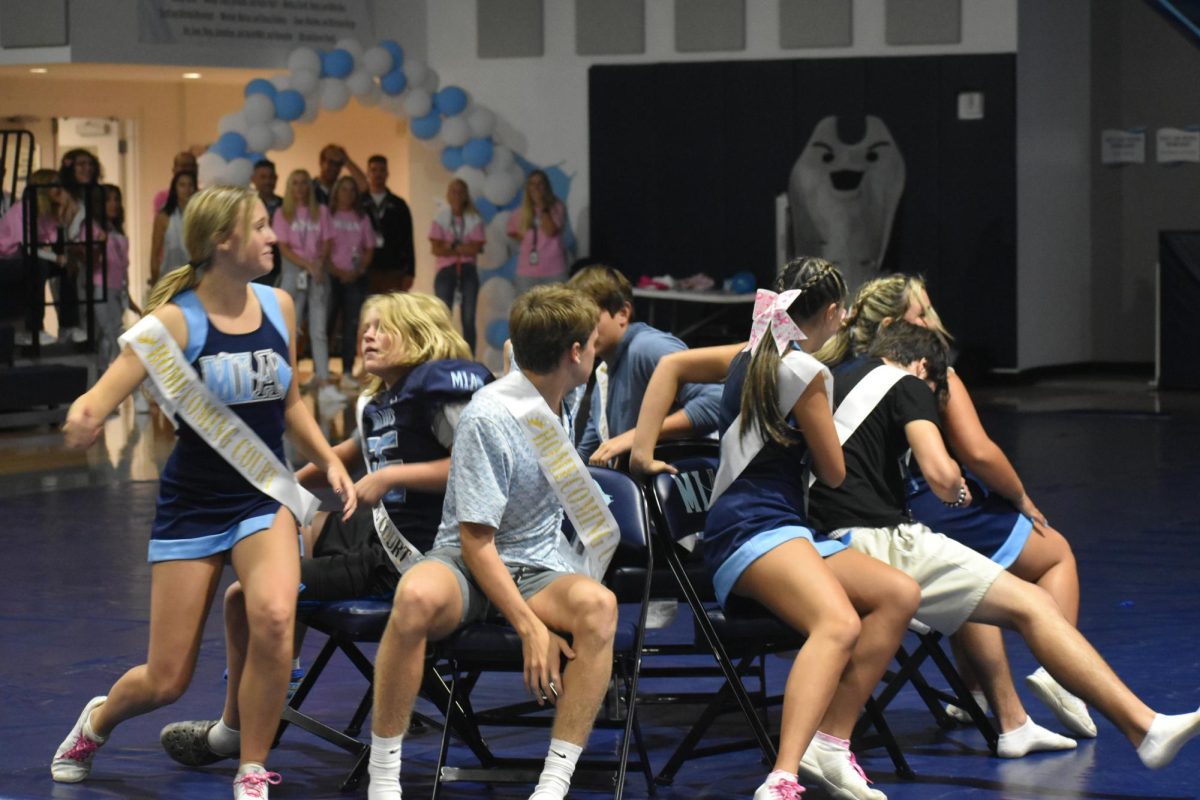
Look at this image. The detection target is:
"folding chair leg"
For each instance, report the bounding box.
[922,633,998,753]
[419,662,494,766]
[860,697,915,779]
[345,685,373,737]
[432,670,460,800]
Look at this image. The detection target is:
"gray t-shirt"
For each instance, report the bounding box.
[431,387,576,572]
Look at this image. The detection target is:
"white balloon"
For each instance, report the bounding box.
[243,93,276,125]
[403,59,427,88]
[334,38,364,62]
[319,78,351,111]
[223,157,255,187]
[362,46,393,77]
[269,73,291,91]
[287,47,321,74]
[289,68,319,95]
[218,111,249,136]
[422,67,440,93]
[380,92,407,116]
[402,88,432,118]
[346,69,374,96]
[484,169,521,206]
[269,119,295,150]
[454,166,486,201]
[196,152,226,188]
[476,277,517,341]
[440,115,471,148]
[489,144,515,173]
[466,106,496,139]
[358,82,382,107]
[480,219,512,268]
[299,100,319,124]
[245,123,274,153]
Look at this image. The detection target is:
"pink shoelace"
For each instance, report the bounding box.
[61,735,99,763]
[767,777,806,798]
[234,771,282,797]
[847,751,873,784]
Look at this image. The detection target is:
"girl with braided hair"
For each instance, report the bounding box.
[632,258,920,800]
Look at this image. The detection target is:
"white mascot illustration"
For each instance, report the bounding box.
[788,115,906,292]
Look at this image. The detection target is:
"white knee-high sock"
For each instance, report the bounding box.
[367,732,404,800]
[529,738,582,800]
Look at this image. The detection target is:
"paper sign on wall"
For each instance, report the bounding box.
[138,0,373,47]
[1101,129,1146,164]
[1156,128,1200,164]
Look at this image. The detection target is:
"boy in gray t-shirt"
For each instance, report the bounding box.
[367,285,616,800]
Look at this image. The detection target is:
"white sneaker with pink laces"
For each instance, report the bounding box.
[753,769,806,798]
[798,732,886,800]
[233,764,282,799]
[51,696,108,783]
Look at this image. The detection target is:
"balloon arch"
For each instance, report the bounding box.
[199,37,572,366]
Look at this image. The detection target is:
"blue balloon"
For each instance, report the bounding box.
[730,271,756,294]
[322,49,354,79]
[433,86,468,116]
[380,40,405,67]
[410,111,442,140]
[485,319,510,350]
[244,78,277,99]
[462,137,494,169]
[273,90,305,122]
[440,146,464,172]
[380,68,407,96]
[475,197,497,222]
[213,131,248,161]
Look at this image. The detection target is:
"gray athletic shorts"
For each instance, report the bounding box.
[425,546,571,625]
[830,521,1003,636]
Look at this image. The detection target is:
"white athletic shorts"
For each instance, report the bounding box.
[830,521,1004,636]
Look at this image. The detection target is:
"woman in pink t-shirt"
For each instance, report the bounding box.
[94,184,130,369]
[429,178,485,354]
[327,176,374,388]
[506,169,567,295]
[274,169,335,395]
[0,168,71,346]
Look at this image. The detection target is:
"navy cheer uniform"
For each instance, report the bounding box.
[300,359,493,600]
[149,284,292,562]
[703,350,846,607]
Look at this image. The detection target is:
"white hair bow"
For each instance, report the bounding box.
[745,288,806,355]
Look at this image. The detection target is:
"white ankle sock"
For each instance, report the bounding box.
[1137,709,1200,769]
[208,718,240,757]
[529,738,582,800]
[815,730,850,750]
[236,761,265,778]
[997,716,1077,758]
[82,709,107,744]
[367,732,404,799]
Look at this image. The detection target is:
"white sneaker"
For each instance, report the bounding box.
[799,737,886,800]
[58,326,86,344]
[39,330,56,345]
[945,690,990,725]
[51,695,107,783]
[318,384,347,408]
[1026,667,1097,738]
[233,766,281,799]
[14,330,32,346]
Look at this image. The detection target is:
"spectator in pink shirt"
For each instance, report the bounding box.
[94,184,130,370]
[274,168,337,405]
[507,169,567,295]
[327,175,374,389]
[430,178,485,354]
[0,168,68,346]
[152,151,198,215]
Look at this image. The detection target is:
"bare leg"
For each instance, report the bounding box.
[229,512,301,767]
[222,582,248,729]
[954,622,1026,731]
[731,539,862,774]
[1009,521,1079,625]
[90,557,224,737]
[971,572,1154,744]
[526,575,619,746]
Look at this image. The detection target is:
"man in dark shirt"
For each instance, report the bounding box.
[804,321,1200,795]
[361,155,415,293]
[251,159,283,286]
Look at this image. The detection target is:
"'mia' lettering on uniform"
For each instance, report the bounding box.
[200,349,287,404]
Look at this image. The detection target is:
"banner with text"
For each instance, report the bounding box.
[138,0,374,47]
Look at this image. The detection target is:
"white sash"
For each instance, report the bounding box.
[595,362,610,442]
[807,363,909,488]
[488,370,621,581]
[355,394,425,575]
[121,315,319,525]
[710,349,832,505]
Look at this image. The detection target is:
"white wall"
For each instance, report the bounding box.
[423,0,1017,262]
[1015,0,1093,369]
